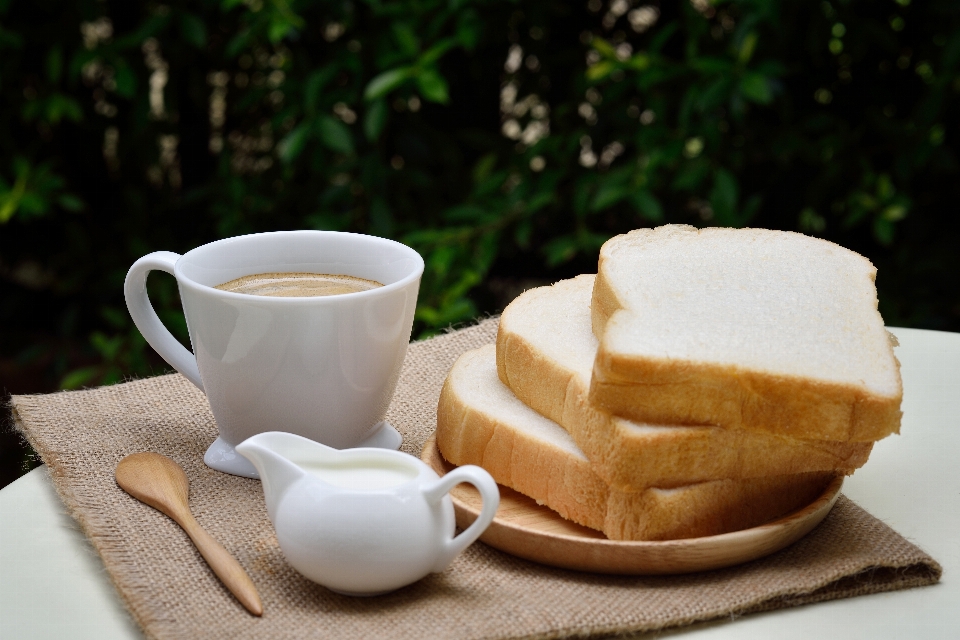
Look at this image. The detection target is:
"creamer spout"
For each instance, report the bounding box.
[236,432,308,522]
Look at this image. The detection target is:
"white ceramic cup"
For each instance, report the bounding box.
[124,231,424,478]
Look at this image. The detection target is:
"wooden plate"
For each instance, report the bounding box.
[421,436,843,575]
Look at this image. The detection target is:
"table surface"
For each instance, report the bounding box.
[1,326,957,639]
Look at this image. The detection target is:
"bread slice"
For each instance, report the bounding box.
[496,274,872,491]
[589,226,902,442]
[438,345,834,541]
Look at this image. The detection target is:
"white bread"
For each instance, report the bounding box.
[437,345,835,541]
[590,225,902,442]
[496,274,872,491]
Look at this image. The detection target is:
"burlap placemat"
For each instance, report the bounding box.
[10,317,941,640]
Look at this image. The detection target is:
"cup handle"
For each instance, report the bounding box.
[422,465,500,572]
[124,251,203,391]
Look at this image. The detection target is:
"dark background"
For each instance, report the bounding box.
[3,0,959,488]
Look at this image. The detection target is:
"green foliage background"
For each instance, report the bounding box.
[2,0,959,481]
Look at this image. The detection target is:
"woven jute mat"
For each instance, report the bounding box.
[10,317,941,640]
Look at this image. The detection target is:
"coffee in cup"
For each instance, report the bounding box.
[214,272,383,297]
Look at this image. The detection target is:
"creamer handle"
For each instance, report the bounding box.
[124,251,203,391]
[422,465,499,572]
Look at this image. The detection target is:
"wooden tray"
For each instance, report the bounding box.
[421,436,843,575]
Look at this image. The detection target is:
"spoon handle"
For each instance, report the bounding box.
[177,512,264,616]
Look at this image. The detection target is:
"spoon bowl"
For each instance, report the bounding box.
[115,452,263,615]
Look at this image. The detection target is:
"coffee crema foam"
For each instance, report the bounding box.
[214,272,384,297]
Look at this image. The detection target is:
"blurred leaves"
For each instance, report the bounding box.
[709,169,761,228]
[364,68,412,101]
[0,0,958,400]
[316,116,354,155]
[178,11,208,48]
[415,68,449,104]
[0,159,82,223]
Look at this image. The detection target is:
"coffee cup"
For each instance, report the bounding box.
[124,231,424,478]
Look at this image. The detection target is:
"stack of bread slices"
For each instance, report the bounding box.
[436,225,903,541]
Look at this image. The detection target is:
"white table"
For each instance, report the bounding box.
[1,327,957,639]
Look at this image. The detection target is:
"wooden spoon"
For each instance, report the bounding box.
[115,452,263,616]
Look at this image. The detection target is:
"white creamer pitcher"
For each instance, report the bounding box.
[236,431,499,596]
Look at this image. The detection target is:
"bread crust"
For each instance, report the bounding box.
[590,226,902,442]
[590,342,901,441]
[498,275,873,491]
[438,346,835,541]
